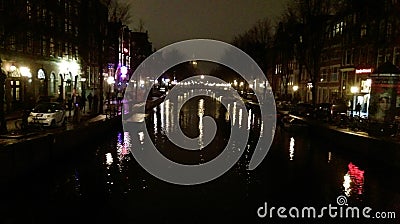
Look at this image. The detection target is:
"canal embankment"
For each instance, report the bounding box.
[0,96,166,186]
[0,114,122,185]
[289,115,400,165]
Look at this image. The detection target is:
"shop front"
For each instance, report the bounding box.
[368,62,400,136]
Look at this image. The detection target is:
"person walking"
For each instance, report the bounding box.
[87,92,93,112]
[72,91,82,123]
[92,94,99,115]
[355,102,361,116]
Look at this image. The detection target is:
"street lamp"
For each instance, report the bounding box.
[20,66,32,103]
[350,86,359,116]
[292,85,299,103]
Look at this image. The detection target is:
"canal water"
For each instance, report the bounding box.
[1,94,399,223]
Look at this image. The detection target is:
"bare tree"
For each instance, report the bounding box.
[232,18,273,74]
[134,19,146,32]
[280,0,335,105]
[104,0,133,24]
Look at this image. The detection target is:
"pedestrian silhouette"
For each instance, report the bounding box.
[87,92,93,112]
[355,103,361,116]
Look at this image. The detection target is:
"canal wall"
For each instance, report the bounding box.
[292,115,400,165]
[0,115,122,185]
[0,96,166,186]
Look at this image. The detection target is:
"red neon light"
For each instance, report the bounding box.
[356,68,372,74]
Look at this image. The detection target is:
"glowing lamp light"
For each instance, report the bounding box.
[107,76,115,85]
[365,79,371,87]
[121,66,128,79]
[292,85,299,92]
[20,67,32,78]
[350,86,359,94]
[123,48,128,53]
[9,65,16,72]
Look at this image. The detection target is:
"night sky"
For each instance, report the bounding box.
[128,0,290,50]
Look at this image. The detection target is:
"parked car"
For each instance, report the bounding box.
[331,103,348,116]
[314,103,332,120]
[290,103,314,116]
[28,102,67,127]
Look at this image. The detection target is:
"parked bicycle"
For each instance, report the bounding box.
[348,115,369,132]
[14,111,44,133]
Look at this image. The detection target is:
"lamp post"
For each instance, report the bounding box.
[350,86,359,117]
[20,67,32,103]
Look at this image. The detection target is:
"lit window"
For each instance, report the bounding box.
[50,38,54,56]
[387,23,392,39]
[64,18,68,32]
[26,1,32,19]
[26,32,32,53]
[9,34,16,50]
[42,8,46,21]
[361,24,367,37]
[49,14,53,27]
[331,68,338,82]
[42,35,47,56]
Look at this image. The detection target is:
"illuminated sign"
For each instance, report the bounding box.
[356,68,372,74]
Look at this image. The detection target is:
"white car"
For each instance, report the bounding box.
[28,102,67,127]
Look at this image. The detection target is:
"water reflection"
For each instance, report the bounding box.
[6,89,396,223]
[198,99,204,149]
[342,162,365,198]
[289,137,295,161]
[105,153,113,167]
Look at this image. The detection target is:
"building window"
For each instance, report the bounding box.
[36,6,41,22]
[69,43,72,59]
[17,33,23,52]
[75,46,79,59]
[387,23,392,39]
[57,41,62,57]
[42,8,46,21]
[68,21,72,33]
[26,32,32,53]
[42,35,47,56]
[50,13,54,27]
[64,18,68,33]
[26,1,32,20]
[343,50,353,65]
[65,1,68,13]
[64,42,68,56]
[361,24,367,37]
[8,34,16,51]
[332,21,345,37]
[34,36,41,55]
[320,69,327,82]
[331,67,338,82]
[49,38,55,56]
